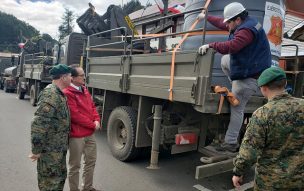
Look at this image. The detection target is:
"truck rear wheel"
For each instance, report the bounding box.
[17,83,25,100]
[107,106,139,161]
[30,85,37,106]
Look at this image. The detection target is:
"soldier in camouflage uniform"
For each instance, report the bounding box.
[29,64,72,191]
[232,67,304,190]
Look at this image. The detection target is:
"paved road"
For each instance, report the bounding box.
[0,90,253,191]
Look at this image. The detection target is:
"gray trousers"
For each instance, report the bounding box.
[68,134,97,191]
[221,55,258,144]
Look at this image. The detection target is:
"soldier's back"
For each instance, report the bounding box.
[255,93,304,190]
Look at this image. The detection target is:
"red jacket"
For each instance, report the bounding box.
[63,85,100,138]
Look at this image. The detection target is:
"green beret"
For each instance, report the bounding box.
[257,67,286,87]
[49,64,71,75]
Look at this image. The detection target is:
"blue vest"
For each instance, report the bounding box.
[228,17,271,80]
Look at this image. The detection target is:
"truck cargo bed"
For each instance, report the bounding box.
[87,50,265,114]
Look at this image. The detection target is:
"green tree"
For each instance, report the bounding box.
[41,33,56,43]
[58,8,75,41]
[0,11,40,53]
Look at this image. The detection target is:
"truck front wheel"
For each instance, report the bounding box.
[30,85,37,106]
[107,106,139,161]
[3,82,9,93]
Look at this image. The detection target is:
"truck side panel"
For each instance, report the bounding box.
[88,51,214,106]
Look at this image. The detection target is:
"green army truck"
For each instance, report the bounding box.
[0,53,17,91]
[17,51,53,105]
[1,66,17,93]
[60,2,303,179]
[16,35,86,106]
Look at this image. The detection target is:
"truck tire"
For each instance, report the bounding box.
[17,83,25,100]
[107,106,140,161]
[30,85,37,106]
[4,82,9,93]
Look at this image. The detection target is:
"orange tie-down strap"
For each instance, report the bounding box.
[169,0,213,101]
[214,86,240,114]
[116,31,228,38]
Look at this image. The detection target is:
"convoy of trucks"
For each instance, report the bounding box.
[1,0,303,179]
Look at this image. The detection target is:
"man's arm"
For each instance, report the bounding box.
[233,108,268,176]
[209,29,254,54]
[65,91,96,129]
[86,89,101,129]
[86,89,100,123]
[31,101,56,155]
[207,15,228,31]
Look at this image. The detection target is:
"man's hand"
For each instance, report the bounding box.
[197,10,206,20]
[94,121,101,130]
[198,44,209,55]
[232,175,243,189]
[28,153,41,162]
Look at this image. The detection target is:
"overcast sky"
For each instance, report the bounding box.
[0,0,149,39]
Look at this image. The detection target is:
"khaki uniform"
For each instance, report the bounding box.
[31,84,70,191]
[233,93,304,191]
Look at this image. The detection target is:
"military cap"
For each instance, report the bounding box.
[49,64,71,75]
[257,67,286,87]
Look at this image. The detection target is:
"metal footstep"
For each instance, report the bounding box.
[195,145,238,179]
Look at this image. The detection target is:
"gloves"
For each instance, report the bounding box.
[198,44,209,55]
[197,10,206,20]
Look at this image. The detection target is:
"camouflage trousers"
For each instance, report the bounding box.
[37,151,67,191]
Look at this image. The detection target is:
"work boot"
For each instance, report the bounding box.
[216,142,239,152]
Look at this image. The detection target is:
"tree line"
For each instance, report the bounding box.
[0,0,147,53]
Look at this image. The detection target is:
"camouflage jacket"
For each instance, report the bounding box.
[233,92,304,190]
[31,84,70,154]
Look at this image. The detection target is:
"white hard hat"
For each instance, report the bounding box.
[223,2,246,23]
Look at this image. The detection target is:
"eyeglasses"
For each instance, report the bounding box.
[77,74,85,77]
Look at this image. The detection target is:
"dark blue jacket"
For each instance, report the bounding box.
[229,17,271,80]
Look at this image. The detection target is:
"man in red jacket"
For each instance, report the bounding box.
[63,64,101,191]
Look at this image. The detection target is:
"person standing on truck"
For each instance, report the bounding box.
[63,64,101,191]
[29,64,72,191]
[232,67,304,190]
[198,2,271,152]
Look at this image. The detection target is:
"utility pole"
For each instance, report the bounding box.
[159,0,168,52]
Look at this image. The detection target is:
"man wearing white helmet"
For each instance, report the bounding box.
[198,2,271,152]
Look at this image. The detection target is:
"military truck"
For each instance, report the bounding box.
[1,66,17,92]
[0,54,18,92]
[60,0,303,179]
[16,50,53,105]
[0,54,15,74]
[16,39,60,105]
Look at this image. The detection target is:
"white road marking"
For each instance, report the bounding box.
[193,184,213,191]
[229,181,254,191]
[193,181,253,191]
